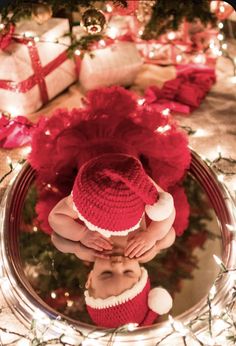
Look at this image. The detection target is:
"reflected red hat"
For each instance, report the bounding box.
[72,153,174,237]
[84,267,172,328]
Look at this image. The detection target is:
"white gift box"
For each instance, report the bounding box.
[78,41,143,91]
[0,18,77,115]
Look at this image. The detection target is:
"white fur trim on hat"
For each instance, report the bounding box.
[71,197,142,237]
[85,267,148,309]
[148,287,173,315]
[145,192,174,221]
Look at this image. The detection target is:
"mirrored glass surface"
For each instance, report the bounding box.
[19,173,221,325]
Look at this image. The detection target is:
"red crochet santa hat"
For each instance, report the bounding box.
[72,153,174,237]
[84,267,172,328]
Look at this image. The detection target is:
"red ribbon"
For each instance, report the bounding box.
[0,37,68,105]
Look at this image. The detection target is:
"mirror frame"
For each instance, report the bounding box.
[0,150,236,345]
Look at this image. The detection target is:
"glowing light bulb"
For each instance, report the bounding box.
[107,26,118,39]
[6,156,12,166]
[211,305,221,316]
[213,254,222,266]
[217,33,224,41]
[219,5,225,13]
[194,53,206,64]
[176,54,182,63]
[99,39,106,47]
[14,162,22,173]
[45,129,51,135]
[0,23,5,30]
[156,124,171,133]
[24,31,34,38]
[218,22,224,29]
[222,43,227,50]
[34,36,40,42]
[217,145,222,155]
[67,300,73,307]
[167,32,176,40]
[209,40,215,49]
[106,4,113,13]
[51,291,57,299]
[137,98,145,106]
[217,174,224,182]
[193,128,208,137]
[169,315,188,336]
[226,224,236,232]
[209,284,217,299]
[211,46,220,56]
[148,51,155,58]
[21,146,31,156]
[162,108,170,116]
[75,49,81,56]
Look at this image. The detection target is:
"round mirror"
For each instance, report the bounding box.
[0,150,235,345]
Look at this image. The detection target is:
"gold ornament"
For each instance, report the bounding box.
[81,9,106,35]
[32,3,53,25]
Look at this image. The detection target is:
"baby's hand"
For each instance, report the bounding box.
[124,230,156,258]
[80,228,113,251]
[51,232,112,261]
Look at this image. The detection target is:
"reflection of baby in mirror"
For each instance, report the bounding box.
[48,153,176,260]
[51,232,174,327]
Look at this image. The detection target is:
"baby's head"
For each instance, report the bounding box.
[85,255,142,299]
[85,255,173,328]
[72,153,174,238]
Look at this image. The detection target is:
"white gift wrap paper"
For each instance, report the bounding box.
[0,18,76,115]
[79,41,143,91]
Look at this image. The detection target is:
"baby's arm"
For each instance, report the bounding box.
[48,195,112,251]
[48,195,86,241]
[146,206,176,241]
[125,206,176,258]
[51,232,111,262]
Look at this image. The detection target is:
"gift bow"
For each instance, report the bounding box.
[145,64,216,114]
[0,114,34,148]
[0,23,15,51]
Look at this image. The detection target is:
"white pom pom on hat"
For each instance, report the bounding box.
[145,191,174,221]
[148,287,173,315]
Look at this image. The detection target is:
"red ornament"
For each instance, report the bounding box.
[0,23,15,51]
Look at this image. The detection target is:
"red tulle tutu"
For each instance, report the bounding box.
[28,86,191,235]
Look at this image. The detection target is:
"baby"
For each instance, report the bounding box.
[48,153,176,259]
[51,227,175,328]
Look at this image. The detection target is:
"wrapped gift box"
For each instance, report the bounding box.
[0,18,77,115]
[78,41,143,90]
[137,41,190,65]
